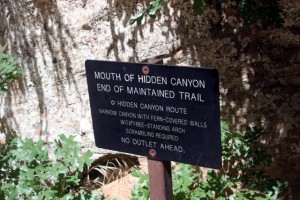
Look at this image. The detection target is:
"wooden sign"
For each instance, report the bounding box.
[85,60,221,169]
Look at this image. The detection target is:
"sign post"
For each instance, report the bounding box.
[85,59,221,199]
[141,58,173,200]
[148,158,173,200]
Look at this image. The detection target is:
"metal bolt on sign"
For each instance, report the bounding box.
[149,149,157,157]
[142,66,150,75]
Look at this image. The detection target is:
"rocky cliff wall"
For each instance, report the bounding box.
[0,0,299,198]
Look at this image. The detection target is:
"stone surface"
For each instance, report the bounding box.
[101,175,138,200]
[101,157,148,200]
[0,0,299,198]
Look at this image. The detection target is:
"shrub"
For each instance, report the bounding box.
[0,134,102,200]
[131,121,287,199]
[0,45,23,92]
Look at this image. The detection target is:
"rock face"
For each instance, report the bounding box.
[0,0,299,198]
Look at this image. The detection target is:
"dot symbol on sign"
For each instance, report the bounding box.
[111,100,115,105]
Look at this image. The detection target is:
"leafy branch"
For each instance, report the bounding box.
[129,0,166,25]
[0,45,24,92]
[128,0,206,25]
[129,0,284,28]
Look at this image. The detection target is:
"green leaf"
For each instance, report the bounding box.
[149,0,164,16]
[0,45,23,92]
[128,0,165,25]
[193,0,206,15]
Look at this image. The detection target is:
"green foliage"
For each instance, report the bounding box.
[172,164,200,199]
[0,134,102,200]
[129,0,206,25]
[129,0,284,28]
[239,0,284,27]
[193,0,206,15]
[0,45,23,92]
[131,121,287,199]
[131,169,150,199]
[129,0,166,25]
